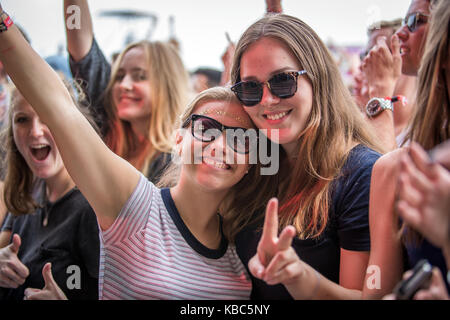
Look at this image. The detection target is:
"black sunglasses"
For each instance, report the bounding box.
[231,70,307,106]
[182,114,256,154]
[403,12,429,33]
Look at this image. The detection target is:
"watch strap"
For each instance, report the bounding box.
[0,11,13,33]
[378,98,393,111]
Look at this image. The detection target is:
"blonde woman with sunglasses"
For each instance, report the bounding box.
[229,14,386,299]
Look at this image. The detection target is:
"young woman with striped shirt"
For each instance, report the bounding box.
[0,6,278,299]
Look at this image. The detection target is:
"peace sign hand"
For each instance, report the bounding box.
[248,198,303,285]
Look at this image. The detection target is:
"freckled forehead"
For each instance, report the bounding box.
[408,0,430,14]
[194,102,253,128]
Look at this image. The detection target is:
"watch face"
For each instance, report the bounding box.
[366,99,381,117]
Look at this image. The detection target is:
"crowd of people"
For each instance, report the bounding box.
[0,0,448,301]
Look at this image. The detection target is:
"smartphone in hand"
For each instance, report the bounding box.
[393,259,433,300]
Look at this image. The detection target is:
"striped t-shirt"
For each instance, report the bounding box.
[98,174,251,300]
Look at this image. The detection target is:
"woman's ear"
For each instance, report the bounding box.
[175,129,184,156]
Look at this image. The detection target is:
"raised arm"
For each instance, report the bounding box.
[361,35,402,151]
[0,8,139,230]
[64,0,113,139]
[64,0,93,62]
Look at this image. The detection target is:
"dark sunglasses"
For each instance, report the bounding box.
[403,12,429,33]
[182,114,256,154]
[231,70,307,106]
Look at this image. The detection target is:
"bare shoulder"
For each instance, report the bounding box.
[372,147,407,181]
[369,148,407,222]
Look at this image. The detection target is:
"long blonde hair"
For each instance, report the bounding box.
[103,40,190,175]
[158,87,279,242]
[231,14,386,239]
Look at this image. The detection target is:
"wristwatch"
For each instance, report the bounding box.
[0,11,13,33]
[365,97,393,117]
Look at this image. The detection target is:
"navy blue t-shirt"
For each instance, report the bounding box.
[235,144,381,299]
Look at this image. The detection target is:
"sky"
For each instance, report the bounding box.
[1,0,412,72]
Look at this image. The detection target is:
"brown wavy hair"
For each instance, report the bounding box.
[103,40,190,176]
[231,14,386,239]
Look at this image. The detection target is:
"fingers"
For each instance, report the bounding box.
[408,142,434,175]
[408,142,439,180]
[264,248,303,285]
[3,251,30,280]
[390,34,402,76]
[398,157,427,207]
[0,264,27,287]
[23,287,40,300]
[431,140,450,169]
[369,37,391,61]
[9,234,21,254]
[413,268,449,300]
[261,198,279,244]
[402,270,413,280]
[24,288,54,300]
[277,225,296,251]
[0,273,21,288]
[42,262,55,289]
[248,254,265,279]
[390,34,400,55]
[396,200,422,231]
[376,36,389,51]
[0,244,29,287]
[397,150,434,207]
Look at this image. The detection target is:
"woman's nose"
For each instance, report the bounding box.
[30,119,45,137]
[259,83,281,108]
[395,24,409,43]
[119,74,133,91]
[208,133,236,164]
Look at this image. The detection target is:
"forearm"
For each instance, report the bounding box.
[367,112,397,151]
[64,0,93,61]
[286,264,362,300]
[68,37,112,136]
[0,23,76,126]
[368,80,396,101]
[363,152,405,299]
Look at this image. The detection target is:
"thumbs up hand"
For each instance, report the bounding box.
[0,234,29,288]
[24,262,67,300]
